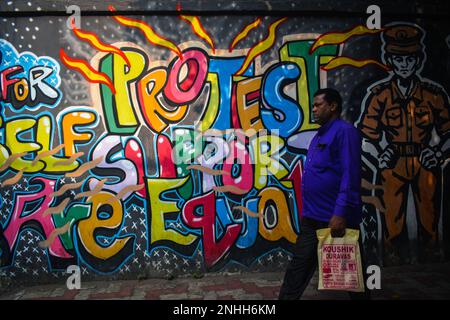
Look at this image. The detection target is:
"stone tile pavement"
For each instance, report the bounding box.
[1,262,449,300]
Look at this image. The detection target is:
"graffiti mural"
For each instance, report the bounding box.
[357,23,450,265]
[0,10,449,282]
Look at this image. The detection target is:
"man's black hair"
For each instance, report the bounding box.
[314,88,342,114]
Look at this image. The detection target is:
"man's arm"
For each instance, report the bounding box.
[329,126,362,237]
[357,91,383,144]
[420,88,450,168]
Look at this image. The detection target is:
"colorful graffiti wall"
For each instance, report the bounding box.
[1,3,449,283]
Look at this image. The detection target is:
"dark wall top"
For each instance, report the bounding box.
[0,0,449,17]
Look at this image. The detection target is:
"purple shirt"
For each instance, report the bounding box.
[301,118,362,226]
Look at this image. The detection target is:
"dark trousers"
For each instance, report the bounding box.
[278,217,371,300]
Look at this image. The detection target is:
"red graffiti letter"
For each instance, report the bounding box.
[163,49,208,105]
[181,191,241,267]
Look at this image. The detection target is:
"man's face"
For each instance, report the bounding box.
[313,94,336,125]
[389,54,419,79]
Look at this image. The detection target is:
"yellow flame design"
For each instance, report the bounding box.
[180,15,216,53]
[60,49,116,94]
[229,17,262,52]
[310,25,383,53]
[321,56,390,71]
[110,5,182,59]
[71,22,131,66]
[235,17,287,76]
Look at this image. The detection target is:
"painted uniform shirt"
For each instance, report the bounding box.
[301,118,362,226]
[359,77,450,144]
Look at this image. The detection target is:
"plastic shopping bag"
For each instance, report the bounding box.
[316,228,365,292]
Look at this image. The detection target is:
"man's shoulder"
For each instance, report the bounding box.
[335,119,361,139]
[335,119,357,130]
[420,80,446,97]
[369,81,392,96]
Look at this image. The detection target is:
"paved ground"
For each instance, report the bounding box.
[1,262,449,300]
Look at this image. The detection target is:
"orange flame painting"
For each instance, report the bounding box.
[59,48,116,94]
[179,15,216,54]
[235,17,287,76]
[228,17,262,52]
[321,56,391,71]
[309,24,384,54]
[109,5,183,59]
[70,17,131,66]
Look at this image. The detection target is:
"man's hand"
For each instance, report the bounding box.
[379,145,397,169]
[419,147,442,169]
[329,215,346,238]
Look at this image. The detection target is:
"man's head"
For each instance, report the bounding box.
[387,54,421,79]
[313,88,342,125]
[382,24,425,79]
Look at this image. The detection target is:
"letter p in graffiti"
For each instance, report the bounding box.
[66,265,81,290]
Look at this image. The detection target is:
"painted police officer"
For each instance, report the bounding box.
[358,23,450,264]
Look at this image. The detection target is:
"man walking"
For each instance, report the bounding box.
[279,88,369,300]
